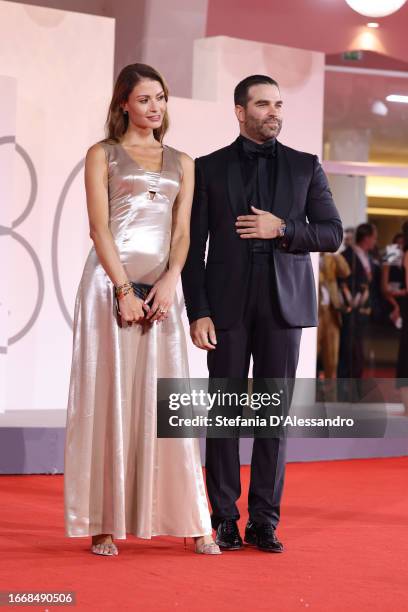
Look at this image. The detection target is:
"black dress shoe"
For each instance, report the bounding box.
[244,520,257,546]
[244,520,284,553]
[215,519,243,550]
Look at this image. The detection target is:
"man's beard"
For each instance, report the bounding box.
[245,116,282,141]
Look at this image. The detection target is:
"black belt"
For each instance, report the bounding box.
[251,251,271,258]
[250,251,272,264]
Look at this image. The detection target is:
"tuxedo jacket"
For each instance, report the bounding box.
[181,138,343,330]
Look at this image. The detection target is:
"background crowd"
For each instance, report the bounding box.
[317,220,408,406]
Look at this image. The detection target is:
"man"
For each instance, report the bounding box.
[338,223,378,379]
[341,226,355,252]
[181,75,342,553]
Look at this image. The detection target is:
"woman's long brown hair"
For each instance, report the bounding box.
[103,63,169,144]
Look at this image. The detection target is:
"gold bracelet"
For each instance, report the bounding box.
[115,281,132,297]
[117,286,132,300]
[115,281,131,290]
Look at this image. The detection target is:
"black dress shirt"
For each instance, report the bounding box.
[237,134,278,253]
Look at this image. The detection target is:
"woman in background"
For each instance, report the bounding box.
[396,221,408,414]
[64,63,220,556]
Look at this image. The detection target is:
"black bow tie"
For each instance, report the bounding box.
[240,137,276,160]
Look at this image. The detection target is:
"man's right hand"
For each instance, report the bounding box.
[190,317,217,350]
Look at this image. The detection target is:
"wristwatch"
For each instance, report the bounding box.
[278,219,287,238]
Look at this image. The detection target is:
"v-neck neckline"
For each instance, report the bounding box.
[117,141,166,176]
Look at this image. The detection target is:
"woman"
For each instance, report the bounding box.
[396,221,408,414]
[64,63,220,556]
[317,252,350,380]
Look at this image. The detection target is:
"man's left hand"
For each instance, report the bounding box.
[235,206,282,239]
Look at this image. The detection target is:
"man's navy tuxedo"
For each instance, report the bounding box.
[181,137,342,530]
[182,138,343,330]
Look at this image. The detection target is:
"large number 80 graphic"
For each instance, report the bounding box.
[0,136,44,353]
[0,136,87,354]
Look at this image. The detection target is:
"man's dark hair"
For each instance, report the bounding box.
[234,75,280,107]
[355,222,376,245]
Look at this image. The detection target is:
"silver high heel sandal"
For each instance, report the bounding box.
[193,537,222,555]
[91,537,118,556]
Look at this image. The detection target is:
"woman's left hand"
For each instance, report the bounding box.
[144,270,178,323]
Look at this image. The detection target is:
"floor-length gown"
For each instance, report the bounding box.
[64,141,211,539]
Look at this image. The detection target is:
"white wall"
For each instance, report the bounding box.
[142,0,209,98]
[0,0,115,411]
[0,75,17,413]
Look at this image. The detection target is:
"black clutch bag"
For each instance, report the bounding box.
[131,282,154,302]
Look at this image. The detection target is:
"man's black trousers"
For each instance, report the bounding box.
[206,252,302,529]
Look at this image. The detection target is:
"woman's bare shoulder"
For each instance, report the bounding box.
[165,145,193,164]
[86,140,114,163]
[179,151,194,169]
[173,149,194,170]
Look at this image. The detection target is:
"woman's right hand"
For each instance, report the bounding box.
[118,293,150,324]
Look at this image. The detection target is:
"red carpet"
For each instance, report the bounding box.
[1,458,407,611]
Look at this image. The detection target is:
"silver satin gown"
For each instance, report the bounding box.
[64,141,212,539]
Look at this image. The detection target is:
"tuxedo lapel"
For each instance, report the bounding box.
[273,142,294,219]
[227,140,248,219]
